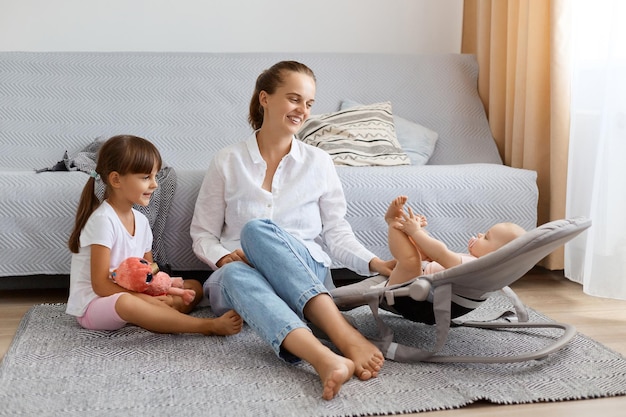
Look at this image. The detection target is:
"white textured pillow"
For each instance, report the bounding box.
[341,99,439,165]
[297,101,410,167]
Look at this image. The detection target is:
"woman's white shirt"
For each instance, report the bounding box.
[190,133,375,275]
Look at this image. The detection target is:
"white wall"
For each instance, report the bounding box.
[0,0,463,53]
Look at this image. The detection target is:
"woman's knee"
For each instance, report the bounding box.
[241,219,288,260]
[241,218,270,242]
[220,261,253,289]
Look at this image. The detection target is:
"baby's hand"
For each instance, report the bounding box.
[401,205,427,228]
[394,207,423,235]
[418,214,428,228]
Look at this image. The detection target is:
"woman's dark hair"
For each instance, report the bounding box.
[68,135,162,253]
[248,61,316,130]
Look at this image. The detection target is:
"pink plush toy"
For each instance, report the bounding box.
[111,257,196,305]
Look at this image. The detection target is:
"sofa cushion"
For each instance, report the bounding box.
[297,102,410,167]
[340,99,439,165]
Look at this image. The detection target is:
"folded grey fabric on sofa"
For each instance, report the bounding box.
[0,52,538,285]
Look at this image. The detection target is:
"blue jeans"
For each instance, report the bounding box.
[204,219,331,360]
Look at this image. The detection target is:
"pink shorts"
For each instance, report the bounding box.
[77,293,128,330]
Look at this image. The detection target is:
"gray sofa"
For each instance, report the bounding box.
[0,52,538,288]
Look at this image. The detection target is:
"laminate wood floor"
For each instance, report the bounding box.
[1,268,625,416]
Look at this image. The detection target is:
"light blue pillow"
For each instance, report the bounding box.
[340,99,439,165]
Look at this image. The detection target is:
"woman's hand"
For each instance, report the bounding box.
[216,248,249,268]
[369,257,397,277]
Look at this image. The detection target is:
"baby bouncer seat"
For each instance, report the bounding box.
[331,217,591,363]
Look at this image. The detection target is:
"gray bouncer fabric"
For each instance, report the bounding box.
[331,217,592,363]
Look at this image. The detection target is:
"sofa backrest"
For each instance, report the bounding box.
[0,52,502,171]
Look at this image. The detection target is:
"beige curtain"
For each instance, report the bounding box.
[462,0,570,269]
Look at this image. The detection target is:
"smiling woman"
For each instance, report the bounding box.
[253,63,317,191]
[190,60,397,400]
[247,61,316,133]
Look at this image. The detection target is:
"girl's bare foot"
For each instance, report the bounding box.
[313,353,355,400]
[203,309,243,336]
[385,195,408,224]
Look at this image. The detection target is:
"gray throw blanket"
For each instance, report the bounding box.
[37,137,176,267]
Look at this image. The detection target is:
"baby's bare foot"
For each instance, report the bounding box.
[204,309,243,336]
[316,354,354,400]
[385,195,408,224]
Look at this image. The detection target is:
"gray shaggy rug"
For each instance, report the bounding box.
[1,293,626,416]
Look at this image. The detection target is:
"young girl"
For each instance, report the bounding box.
[66,135,242,336]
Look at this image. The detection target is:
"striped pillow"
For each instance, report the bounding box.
[297,101,410,166]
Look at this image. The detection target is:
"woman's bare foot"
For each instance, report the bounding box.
[282,327,355,400]
[304,295,385,381]
[385,195,408,224]
[313,353,355,400]
[203,309,243,336]
[335,327,384,380]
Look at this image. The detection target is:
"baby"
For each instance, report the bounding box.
[384,196,526,287]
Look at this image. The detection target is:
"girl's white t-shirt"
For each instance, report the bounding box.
[66,201,153,317]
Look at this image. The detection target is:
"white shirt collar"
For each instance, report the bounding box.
[245,132,304,164]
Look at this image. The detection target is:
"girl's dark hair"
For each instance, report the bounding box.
[68,135,162,253]
[248,61,316,130]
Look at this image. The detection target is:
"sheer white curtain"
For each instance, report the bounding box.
[565,0,626,299]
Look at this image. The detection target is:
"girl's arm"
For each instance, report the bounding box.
[90,245,171,306]
[143,251,153,263]
[90,244,128,297]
